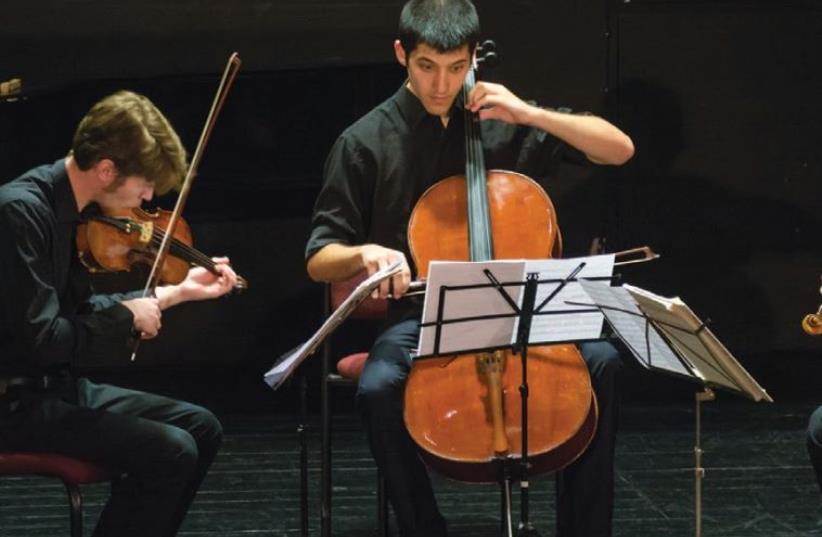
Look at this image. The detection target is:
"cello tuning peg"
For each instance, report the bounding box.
[478,40,496,53]
[476,51,498,68]
[476,40,499,68]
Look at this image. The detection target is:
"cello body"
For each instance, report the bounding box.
[403,128,598,480]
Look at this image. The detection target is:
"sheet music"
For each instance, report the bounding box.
[418,255,614,357]
[419,260,525,356]
[263,262,402,391]
[623,285,772,402]
[521,255,615,343]
[576,280,692,377]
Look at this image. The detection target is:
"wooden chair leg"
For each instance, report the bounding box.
[64,481,83,537]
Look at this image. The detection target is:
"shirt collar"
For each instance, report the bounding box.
[394,84,465,130]
[51,159,81,224]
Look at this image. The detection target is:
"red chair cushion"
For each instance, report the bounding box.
[0,452,111,484]
[330,273,388,319]
[336,352,369,380]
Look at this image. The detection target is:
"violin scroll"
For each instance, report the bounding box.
[802,306,822,336]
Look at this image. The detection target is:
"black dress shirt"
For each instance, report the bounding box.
[306,85,578,273]
[0,159,137,377]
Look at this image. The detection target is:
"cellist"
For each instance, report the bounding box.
[0,90,237,537]
[306,1,634,536]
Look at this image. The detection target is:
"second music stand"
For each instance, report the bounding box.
[572,280,773,537]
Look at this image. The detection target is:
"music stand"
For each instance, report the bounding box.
[416,255,616,537]
[571,280,772,537]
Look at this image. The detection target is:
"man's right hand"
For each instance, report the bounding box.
[357,244,412,299]
[121,297,162,339]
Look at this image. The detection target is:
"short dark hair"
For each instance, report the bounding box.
[398,0,480,57]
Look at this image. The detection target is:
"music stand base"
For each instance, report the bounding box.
[498,476,545,537]
[694,387,715,537]
[516,523,542,537]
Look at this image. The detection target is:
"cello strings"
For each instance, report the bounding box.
[464,67,493,260]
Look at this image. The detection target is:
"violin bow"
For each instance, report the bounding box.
[131,52,242,361]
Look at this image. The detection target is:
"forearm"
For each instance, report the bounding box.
[306,243,367,283]
[524,106,634,165]
[154,283,186,311]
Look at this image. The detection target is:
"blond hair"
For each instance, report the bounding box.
[71,91,187,195]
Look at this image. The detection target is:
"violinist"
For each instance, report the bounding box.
[810,406,822,495]
[0,90,237,537]
[306,1,633,536]
[808,277,822,495]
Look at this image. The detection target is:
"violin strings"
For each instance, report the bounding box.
[148,228,216,272]
[165,238,215,268]
[102,217,215,271]
[137,224,244,287]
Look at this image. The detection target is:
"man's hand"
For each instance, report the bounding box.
[154,257,238,310]
[357,244,412,299]
[467,81,634,165]
[467,82,536,125]
[177,257,238,302]
[122,297,162,339]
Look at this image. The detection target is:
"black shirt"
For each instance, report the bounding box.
[0,159,137,377]
[306,85,576,271]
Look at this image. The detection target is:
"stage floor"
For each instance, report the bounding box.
[1,401,821,536]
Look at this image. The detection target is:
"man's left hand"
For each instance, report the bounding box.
[467,82,535,126]
[178,257,238,302]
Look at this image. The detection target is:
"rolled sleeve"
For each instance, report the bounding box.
[306,134,373,260]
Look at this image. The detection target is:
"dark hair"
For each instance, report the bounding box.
[398,0,480,57]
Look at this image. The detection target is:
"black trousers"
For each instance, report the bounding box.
[357,318,622,537]
[808,405,822,494]
[0,377,222,537]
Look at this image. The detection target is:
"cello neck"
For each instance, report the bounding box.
[463,67,493,262]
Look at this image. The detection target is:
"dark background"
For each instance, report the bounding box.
[1,0,820,412]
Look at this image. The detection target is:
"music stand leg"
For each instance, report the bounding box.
[516,491,541,537]
[515,274,541,537]
[298,374,309,537]
[694,387,715,537]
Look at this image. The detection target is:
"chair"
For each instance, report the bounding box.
[320,275,390,537]
[0,452,112,537]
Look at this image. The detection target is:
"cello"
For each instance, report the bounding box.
[403,43,597,485]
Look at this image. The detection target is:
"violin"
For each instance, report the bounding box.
[76,206,248,290]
